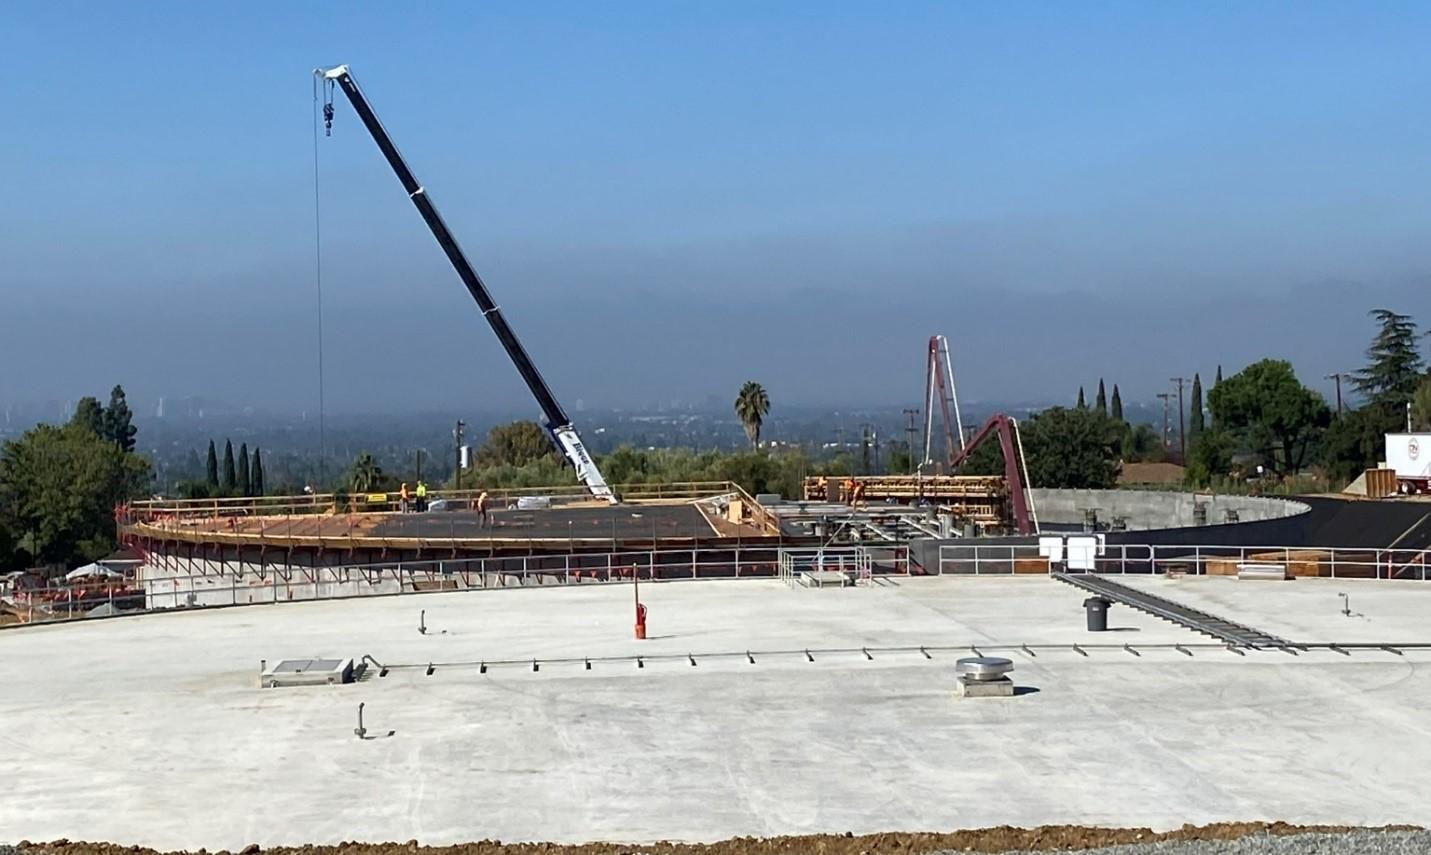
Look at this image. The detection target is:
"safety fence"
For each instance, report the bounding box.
[936,542,1431,580]
[1,543,911,626]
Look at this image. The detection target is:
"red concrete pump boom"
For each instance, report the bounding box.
[948,414,1033,535]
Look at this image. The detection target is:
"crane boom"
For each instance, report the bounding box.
[316,65,615,503]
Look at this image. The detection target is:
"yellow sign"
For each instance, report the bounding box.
[365,493,388,503]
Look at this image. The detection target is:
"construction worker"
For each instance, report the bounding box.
[415,480,427,512]
[476,490,490,527]
[841,477,856,505]
[399,482,410,514]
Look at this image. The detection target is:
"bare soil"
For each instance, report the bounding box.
[15,822,1421,855]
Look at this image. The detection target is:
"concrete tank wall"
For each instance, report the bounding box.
[1029,489,1309,531]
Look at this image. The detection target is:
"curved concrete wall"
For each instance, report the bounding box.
[1029,489,1310,531]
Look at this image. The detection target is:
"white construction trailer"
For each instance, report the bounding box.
[1385,433,1431,493]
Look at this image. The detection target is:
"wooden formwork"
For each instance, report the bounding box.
[802,474,1011,530]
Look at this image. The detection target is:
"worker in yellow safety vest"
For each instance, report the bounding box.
[476,490,490,527]
[415,481,427,512]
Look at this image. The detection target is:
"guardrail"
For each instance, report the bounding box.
[2,543,912,626]
[936,542,1431,580]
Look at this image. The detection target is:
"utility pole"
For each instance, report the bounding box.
[1325,372,1348,416]
[453,420,465,491]
[860,426,871,475]
[415,448,424,483]
[1170,377,1186,463]
[1156,393,1173,454]
[902,408,920,475]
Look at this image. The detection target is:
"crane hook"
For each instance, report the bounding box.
[321,78,336,136]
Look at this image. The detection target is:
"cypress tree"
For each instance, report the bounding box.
[103,384,137,452]
[238,443,251,497]
[206,440,219,487]
[253,448,265,496]
[1189,373,1205,437]
[1076,386,1086,409]
[222,439,236,492]
[1095,379,1107,417]
[1110,385,1124,423]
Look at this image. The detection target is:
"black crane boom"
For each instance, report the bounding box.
[316,65,614,503]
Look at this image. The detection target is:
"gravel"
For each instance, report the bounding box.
[967,829,1431,855]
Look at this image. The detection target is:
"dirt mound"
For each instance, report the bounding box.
[14,822,1421,855]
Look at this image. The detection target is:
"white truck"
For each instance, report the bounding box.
[1384,433,1431,493]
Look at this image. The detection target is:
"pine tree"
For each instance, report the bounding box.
[103,385,137,452]
[238,443,251,497]
[1094,379,1107,417]
[1110,385,1124,423]
[222,439,236,492]
[1189,373,1205,437]
[252,448,265,496]
[1354,308,1424,409]
[1076,387,1086,409]
[206,440,219,487]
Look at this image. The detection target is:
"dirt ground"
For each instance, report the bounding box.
[14,822,1421,855]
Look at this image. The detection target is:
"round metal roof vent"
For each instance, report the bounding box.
[955,656,1013,682]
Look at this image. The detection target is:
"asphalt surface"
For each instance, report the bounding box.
[986,830,1431,855]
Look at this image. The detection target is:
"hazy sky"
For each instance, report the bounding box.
[4,3,1431,416]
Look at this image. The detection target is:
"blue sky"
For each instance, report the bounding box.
[4,3,1431,415]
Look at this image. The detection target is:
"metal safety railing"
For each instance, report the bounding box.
[2,543,912,627]
[936,542,1431,580]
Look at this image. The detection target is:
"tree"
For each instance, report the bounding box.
[222,440,236,492]
[475,421,558,468]
[237,443,251,497]
[1121,423,1167,463]
[347,452,385,493]
[885,440,913,477]
[1094,380,1107,417]
[1411,377,1431,431]
[1354,309,1423,409]
[1185,429,1234,487]
[1208,359,1330,476]
[1110,385,1124,423]
[205,440,219,488]
[1321,407,1385,482]
[1189,373,1205,438]
[734,381,771,449]
[252,448,265,496]
[1076,387,1086,409]
[1019,407,1120,488]
[0,422,151,565]
[70,397,105,437]
[103,385,137,452]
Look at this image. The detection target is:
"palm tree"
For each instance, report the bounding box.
[348,453,384,493]
[734,381,771,449]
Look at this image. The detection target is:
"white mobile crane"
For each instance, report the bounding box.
[315,65,616,503]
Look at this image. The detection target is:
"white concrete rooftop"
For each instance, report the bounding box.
[3,575,1431,849]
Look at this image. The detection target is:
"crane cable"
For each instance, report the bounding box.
[311,74,331,488]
